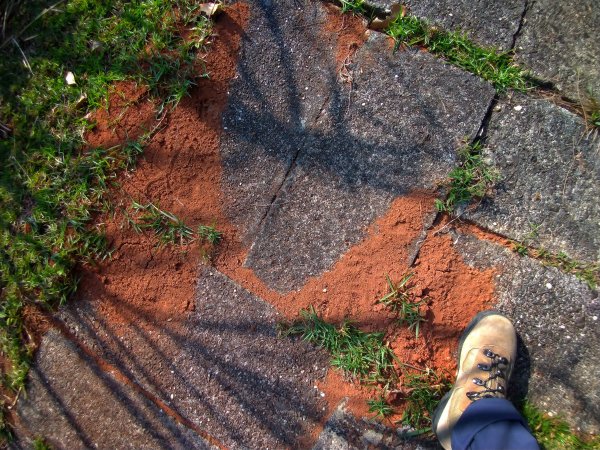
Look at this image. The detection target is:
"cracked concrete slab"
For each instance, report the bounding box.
[220,0,349,245]
[13,330,214,450]
[57,268,330,449]
[244,33,495,292]
[312,401,438,450]
[452,231,600,434]
[368,0,525,50]
[515,0,600,101]
[466,94,600,263]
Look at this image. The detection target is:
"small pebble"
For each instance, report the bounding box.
[513,105,523,111]
[545,283,552,289]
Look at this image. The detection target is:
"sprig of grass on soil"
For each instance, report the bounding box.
[129,202,222,247]
[435,141,500,214]
[0,0,215,430]
[130,202,195,246]
[367,395,394,418]
[198,224,223,245]
[385,12,529,92]
[399,369,451,433]
[522,402,600,450]
[281,306,396,385]
[377,273,427,338]
[339,0,367,15]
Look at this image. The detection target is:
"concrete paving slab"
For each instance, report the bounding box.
[312,401,438,450]
[220,0,346,244]
[466,94,600,263]
[368,0,525,50]
[57,268,330,449]
[515,0,600,101]
[452,231,600,434]
[245,33,495,292]
[13,330,213,450]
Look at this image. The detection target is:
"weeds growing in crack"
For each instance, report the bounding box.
[377,273,427,338]
[339,0,367,15]
[435,142,500,215]
[385,12,529,92]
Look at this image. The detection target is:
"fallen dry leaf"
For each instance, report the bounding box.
[370,4,405,31]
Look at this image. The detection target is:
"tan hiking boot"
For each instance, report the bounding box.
[432,310,517,450]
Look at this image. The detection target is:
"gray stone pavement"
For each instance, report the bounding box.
[52,268,330,449]
[452,231,600,434]
[13,330,216,450]
[466,93,600,263]
[13,0,600,447]
[515,0,600,101]
[223,4,494,291]
[312,401,437,450]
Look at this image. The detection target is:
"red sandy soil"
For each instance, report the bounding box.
[23,1,504,443]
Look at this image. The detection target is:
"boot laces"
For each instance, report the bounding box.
[466,348,509,401]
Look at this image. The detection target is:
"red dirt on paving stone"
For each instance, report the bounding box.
[71,3,250,331]
[322,3,369,71]
[39,0,498,443]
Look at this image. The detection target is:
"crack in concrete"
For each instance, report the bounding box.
[510,0,530,50]
[252,139,307,238]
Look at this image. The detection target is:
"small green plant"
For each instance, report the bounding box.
[435,142,500,214]
[377,274,427,338]
[198,225,222,245]
[512,241,529,257]
[339,0,367,15]
[399,369,451,432]
[386,13,529,92]
[131,202,194,246]
[129,202,223,248]
[32,437,53,450]
[282,307,397,384]
[522,402,600,450]
[367,395,394,418]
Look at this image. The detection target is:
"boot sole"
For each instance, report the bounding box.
[431,310,506,435]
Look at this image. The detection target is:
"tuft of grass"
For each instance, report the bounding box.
[282,307,397,385]
[399,369,451,432]
[522,402,600,450]
[0,0,215,416]
[130,202,195,246]
[339,0,367,15]
[129,202,223,247]
[435,142,500,214]
[32,437,53,450]
[367,395,394,418]
[377,274,427,338]
[198,224,223,245]
[513,246,599,289]
[386,13,529,92]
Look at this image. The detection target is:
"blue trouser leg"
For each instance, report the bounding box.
[451,398,540,450]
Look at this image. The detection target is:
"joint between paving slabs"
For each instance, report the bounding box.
[510,0,530,51]
[326,0,598,127]
[34,313,227,449]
